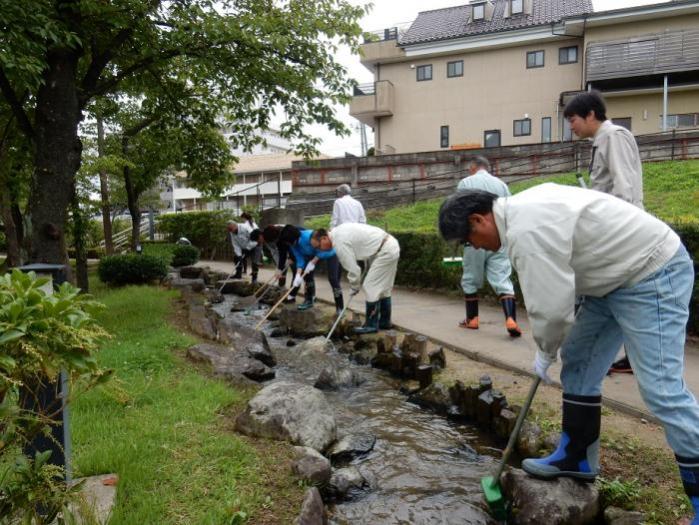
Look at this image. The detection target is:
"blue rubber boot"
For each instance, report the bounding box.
[297,281,315,310]
[522,393,601,482]
[378,297,392,329]
[354,301,379,334]
[677,455,699,525]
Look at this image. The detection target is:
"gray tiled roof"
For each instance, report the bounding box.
[399,0,593,46]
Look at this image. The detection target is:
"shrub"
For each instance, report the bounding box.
[157,211,234,258]
[171,245,200,267]
[0,269,109,522]
[142,242,177,265]
[98,254,167,286]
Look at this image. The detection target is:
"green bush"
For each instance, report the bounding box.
[98,254,167,286]
[0,269,109,522]
[142,241,177,265]
[171,245,200,267]
[157,211,234,258]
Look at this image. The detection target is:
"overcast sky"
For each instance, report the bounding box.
[301,0,670,157]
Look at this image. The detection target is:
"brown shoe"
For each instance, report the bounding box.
[459,317,479,330]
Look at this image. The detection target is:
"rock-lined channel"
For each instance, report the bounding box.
[211,293,500,525]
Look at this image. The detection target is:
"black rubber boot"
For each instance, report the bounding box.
[500,295,522,337]
[298,281,315,310]
[333,287,344,315]
[459,294,479,329]
[379,297,392,329]
[677,455,699,525]
[522,393,601,481]
[233,257,243,279]
[354,301,379,334]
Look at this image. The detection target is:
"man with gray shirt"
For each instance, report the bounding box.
[565,91,644,373]
[456,156,521,337]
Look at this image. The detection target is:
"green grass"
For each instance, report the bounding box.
[71,278,303,524]
[304,159,699,231]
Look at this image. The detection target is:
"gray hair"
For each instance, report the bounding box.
[469,155,491,172]
[336,184,351,196]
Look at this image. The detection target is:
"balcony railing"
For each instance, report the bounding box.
[353,83,376,96]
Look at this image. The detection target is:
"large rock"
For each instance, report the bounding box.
[170,277,206,293]
[314,364,363,390]
[408,381,452,415]
[218,279,255,296]
[179,265,204,279]
[325,466,367,501]
[292,446,332,486]
[279,304,339,337]
[296,487,327,525]
[327,433,376,463]
[501,468,599,525]
[187,343,274,383]
[235,381,336,452]
[216,317,276,366]
[517,420,544,457]
[188,304,217,340]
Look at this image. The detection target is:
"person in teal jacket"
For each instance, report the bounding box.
[290,228,344,313]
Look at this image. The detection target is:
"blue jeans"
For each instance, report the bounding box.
[461,245,514,296]
[560,245,698,457]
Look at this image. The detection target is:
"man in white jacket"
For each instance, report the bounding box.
[565,90,644,374]
[227,219,259,282]
[438,184,698,524]
[311,223,400,334]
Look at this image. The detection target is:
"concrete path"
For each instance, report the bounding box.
[201,260,699,421]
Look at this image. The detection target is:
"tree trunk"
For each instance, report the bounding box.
[27,48,83,266]
[0,190,21,268]
[97,116,114,254]
[71,191,89,292]
[122,143,141,251]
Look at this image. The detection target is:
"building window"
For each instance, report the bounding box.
[541,117,552,143]
[440,126,449,148]
[559,46,578,64]
[447,60,464,78]
[513,118,531,137]
[417,64,432,81]
[612,117,632,131]
[473,3,485,20]
[511,0,523,14]
[484,130,501,148]
[526,50,544,68]
[662,113,699,128]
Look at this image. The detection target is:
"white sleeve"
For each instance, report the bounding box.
[331,201,340,229]
[231,234,243,257]
[334,241,361,288]
[358,203,366,224]
[514,251,576,361]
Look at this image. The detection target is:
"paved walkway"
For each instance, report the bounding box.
[201,260,699,421]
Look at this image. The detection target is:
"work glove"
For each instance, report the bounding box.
[304,261,316,274]
[350,286,361,296]
[533,350,554,385]
[292,273,304,289]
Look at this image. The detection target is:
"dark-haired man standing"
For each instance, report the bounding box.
[565,90,644,373]
[438,184,698,525]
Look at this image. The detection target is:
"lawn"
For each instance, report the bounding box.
[304,159,699,232]
[71,278,304,524]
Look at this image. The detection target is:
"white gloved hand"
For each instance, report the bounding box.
[533,351,554,384]
[350,287,361,296]
[292,273,304,288]
[304,261,316,274]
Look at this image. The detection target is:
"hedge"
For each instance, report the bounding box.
[157,211,234,259]
[392,218,699,334]
[171,245,200,267]
[98,254,167,286]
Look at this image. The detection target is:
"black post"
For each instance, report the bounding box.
[17,264,71,483]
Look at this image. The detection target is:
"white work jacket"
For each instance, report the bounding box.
[230,221,258,257]
[330,195,366,229]
[493,183,679,360]
[329,223,390,288]
[590,120,644,208]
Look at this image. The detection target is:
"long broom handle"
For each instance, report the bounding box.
[325,294,355,343]
[253,262,288,299]
[254,268,308,330]
[491,376,541,486]
[217,258,244,294]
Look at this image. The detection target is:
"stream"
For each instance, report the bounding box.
[214,297,500,525]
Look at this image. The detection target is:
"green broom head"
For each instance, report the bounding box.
[441,256,463,268]
[481,475,507,521]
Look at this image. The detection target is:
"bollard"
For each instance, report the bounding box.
[416,364,433,389]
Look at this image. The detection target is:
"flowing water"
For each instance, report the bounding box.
[215,299,500,525]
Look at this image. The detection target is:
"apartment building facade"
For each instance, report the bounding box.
[350,0,699,153]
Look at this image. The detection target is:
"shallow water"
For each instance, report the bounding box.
[217,297,499,525]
